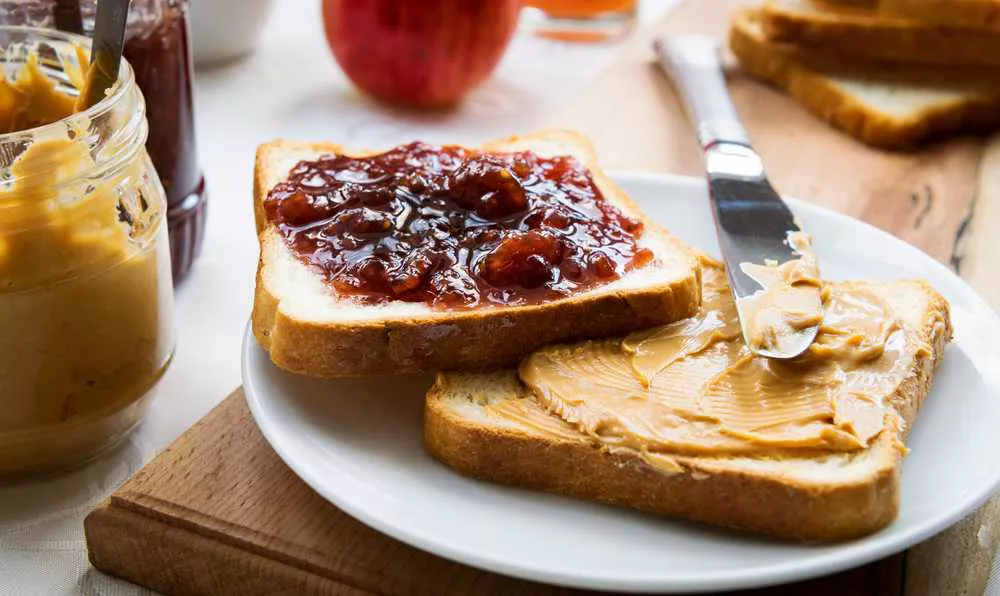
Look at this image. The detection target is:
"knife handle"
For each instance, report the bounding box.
[654,35,752,150]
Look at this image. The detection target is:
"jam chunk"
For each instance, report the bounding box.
[264,142,653,308]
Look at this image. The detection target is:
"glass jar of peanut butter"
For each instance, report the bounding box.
[0,26,174,478]
[2,0,207,282]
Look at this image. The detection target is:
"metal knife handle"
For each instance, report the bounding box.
[654,35,751,149]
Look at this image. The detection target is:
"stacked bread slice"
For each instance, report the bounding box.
[428,260,952,540]
[730,0,1000,148]
[253,131,702,377]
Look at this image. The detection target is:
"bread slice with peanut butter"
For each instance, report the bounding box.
[252,130,701,378]
[425,258,952,541]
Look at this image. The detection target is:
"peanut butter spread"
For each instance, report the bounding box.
[739,232,824,354]
[503,259,922,457]
[0,47,171,476]
[0,46,90,133]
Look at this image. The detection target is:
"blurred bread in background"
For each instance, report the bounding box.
[729,0,1000,148]
[880,0,1000,30]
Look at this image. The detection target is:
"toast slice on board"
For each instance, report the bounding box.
[760,0,1000,67]
[880,0,1000,31]
[252,131,702,378]
[729,10,1000,148]
[425,259,952,541]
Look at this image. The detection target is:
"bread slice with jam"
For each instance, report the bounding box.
[252,130,702,378]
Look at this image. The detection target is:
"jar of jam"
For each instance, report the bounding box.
[0,26,175,477]
[119,0,205,281]
[0,0,206,282]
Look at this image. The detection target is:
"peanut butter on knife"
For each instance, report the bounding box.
[738,231,825,355]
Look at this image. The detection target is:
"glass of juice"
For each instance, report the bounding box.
[525,0,638,42]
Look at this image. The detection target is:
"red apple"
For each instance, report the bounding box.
[322,0,522,107]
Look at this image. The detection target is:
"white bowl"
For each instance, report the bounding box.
[190,0,276,65]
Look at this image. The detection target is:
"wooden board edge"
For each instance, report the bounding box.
[84,499,375,596]
[903,492,1000,596]
[955,132,1000,310]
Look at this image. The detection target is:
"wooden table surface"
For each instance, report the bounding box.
[85,1,1000,594]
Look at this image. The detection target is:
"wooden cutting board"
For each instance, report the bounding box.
[86,388,912,596]
[85,0,1000,594]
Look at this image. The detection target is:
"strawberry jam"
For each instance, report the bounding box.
[263,142,653,308]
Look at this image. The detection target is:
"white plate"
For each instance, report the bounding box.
[243,173,1000,593]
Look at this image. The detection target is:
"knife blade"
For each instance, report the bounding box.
[79,0,131,110]
[653,35,823,360]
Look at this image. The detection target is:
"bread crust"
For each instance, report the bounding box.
[761,0,1000,67]
[252,131,702,377]
[424,282,952,540]
[730,9,1000,148]
[880,0,1000,31]
[426,404,898,540]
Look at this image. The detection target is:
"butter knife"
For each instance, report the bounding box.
[79,0,132,109]
[654,35,823,360]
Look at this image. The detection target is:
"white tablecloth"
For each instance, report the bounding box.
[2,1,998,594]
